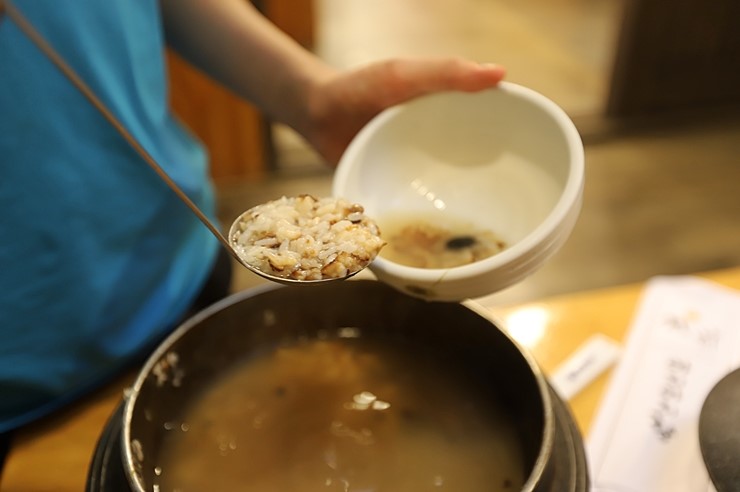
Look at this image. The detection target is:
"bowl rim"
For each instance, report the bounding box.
[332,81,584,284]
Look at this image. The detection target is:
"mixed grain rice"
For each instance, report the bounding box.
[230,195,385,281]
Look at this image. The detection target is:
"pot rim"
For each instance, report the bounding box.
[121,281,555,492]
[121,282,281,492]
[463,299,556,492]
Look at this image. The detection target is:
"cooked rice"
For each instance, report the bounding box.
[230,195,386,281]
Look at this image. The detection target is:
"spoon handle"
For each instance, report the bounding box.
[3,1,240,261]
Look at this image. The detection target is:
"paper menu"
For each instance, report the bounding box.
[587,276,740,492]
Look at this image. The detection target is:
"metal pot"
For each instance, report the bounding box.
[120,280,588,491]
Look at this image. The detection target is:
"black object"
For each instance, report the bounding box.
[87,402,129,492]
[446,235,477,250]
[92,280,590,491]
[0,432,12,480]
[699,367,740,492]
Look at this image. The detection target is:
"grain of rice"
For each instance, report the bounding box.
[230,195,386,281]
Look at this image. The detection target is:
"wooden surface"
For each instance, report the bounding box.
[3,267,740,491]
[486,268,738,434]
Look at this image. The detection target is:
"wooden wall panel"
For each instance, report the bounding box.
[166,1,315,183]
[167,50,268,184]
[259,0,315,48]
[607,0,740,117]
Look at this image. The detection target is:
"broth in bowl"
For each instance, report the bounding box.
[378,211,507,269]
[155,336,524,491]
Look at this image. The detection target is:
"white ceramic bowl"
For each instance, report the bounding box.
[332,81,584,301]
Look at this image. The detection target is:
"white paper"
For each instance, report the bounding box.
[550,333,621,401]
[588,276,740,492]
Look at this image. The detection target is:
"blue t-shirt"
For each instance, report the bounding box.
[0,1,219,431]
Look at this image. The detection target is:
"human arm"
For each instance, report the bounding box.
[160,0,505,165]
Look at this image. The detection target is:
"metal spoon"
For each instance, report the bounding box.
[5,3,376,285]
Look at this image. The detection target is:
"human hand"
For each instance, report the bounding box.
[302,57,506,166]
[160,1,504,166]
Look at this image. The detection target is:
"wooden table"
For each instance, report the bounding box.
[4,267,740,491]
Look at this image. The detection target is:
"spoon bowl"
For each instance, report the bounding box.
[228,253,364,286]
[227,195,385,284]
[226,218,367,287]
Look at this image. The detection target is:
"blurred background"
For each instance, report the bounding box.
[169,0,740,306]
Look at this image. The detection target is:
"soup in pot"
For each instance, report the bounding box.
[155,336,525,491]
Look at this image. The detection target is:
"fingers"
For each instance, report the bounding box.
[402,57,506,92]
[371,57,506,106]
[307,57,506,166]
